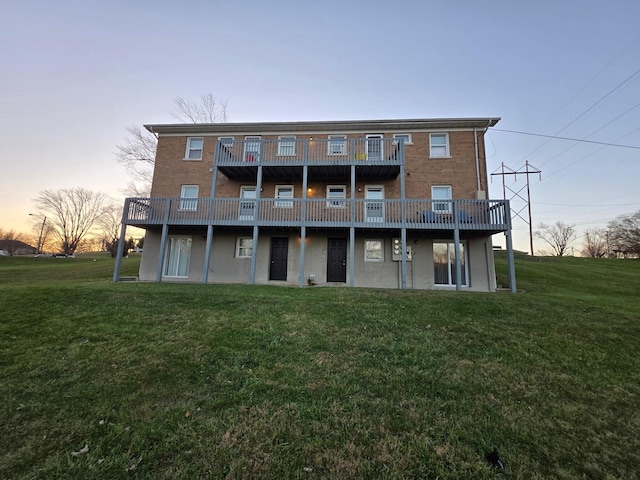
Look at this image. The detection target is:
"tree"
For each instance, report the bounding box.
[34,188,110,255]
[97,202,128,258]
[0,229,30,256]
[581,228,609,258]
[115,125,157,197]
[535,221,576,256]
[171,93,228,123]
[116,94,227,196]
[607,210,640,257]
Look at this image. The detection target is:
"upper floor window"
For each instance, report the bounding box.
[328,135,347,155]
[432,186,452,213]
[218,136,234,146]
[393,133,412,145]
[278,136,296,156]
[430,133,450,157]
[185,137,204,160]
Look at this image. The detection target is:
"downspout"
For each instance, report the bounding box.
[474,120,492,195]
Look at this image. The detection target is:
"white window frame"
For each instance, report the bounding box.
[326,185,346,208]
[364,239,384,262]
[327,135,347,155]
[277,136,296,156]
[275,185,294,208]
[433,241,468,286]
[244,136,261,162]
[393,133,412,145]
[184,137,204,160]
[235,237,253,258]
[163,236,192,278]
[179,185,199,211]
[429,133,450,158]
[218,136,234,146]
[431,185,452,213]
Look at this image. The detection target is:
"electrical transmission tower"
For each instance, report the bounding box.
[491,161,541,255]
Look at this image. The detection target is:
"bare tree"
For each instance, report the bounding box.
[535,221,577,256]
[97,202,124,257]
[34,188,110,255]
[115,125,157,197]
[607,210,640,257]
[171,93,228,123]
[116,94,228,196]
[581,228,609,258]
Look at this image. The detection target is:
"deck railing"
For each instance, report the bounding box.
[123,197,509,231]
[215,137,403,167]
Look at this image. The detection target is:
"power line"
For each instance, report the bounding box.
[492,129,640,149]
[516,64,640,161]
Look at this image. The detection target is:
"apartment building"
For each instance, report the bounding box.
[113,118,516,292]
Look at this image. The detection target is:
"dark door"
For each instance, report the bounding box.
[327,238,347,283]
[269,237,289,281]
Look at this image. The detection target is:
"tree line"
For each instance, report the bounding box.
[535,211,640,258]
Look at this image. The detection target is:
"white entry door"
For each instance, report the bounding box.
[366,134,384,161]
[365,186,384,223]
[239,186,256,220]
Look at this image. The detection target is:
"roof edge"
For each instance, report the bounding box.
[145,117,500,135]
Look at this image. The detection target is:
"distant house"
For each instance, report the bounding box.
[0,240,36,256]
[113,117,516,291]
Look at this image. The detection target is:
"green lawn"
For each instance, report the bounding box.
[0,253,638,479]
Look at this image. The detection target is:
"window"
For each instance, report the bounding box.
[431,186,452,213]
[180,185,199,211]
[433,241,467,286]
[236,237,253,258]
[164,236,191,277]
[278,136,296,156]
[365,239,384,262]
[326,185,346,207]
[393,133,412,145]
[185,137,204,160]
[328,135,347,155]
[244,136,261,162]
[218,136,234,146]
[275,185,294,208]
[430,133,450,157]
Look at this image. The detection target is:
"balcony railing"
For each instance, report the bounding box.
[123,197,509,232]
[215,137,404,167]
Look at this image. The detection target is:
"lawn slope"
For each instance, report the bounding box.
[1,253,638,479]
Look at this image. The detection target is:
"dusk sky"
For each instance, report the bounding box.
[1,0,639,253]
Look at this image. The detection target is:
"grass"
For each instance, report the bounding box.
[0,252,639,479]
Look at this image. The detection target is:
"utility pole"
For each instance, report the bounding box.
[491,161,541,255]
[29,214,47,255]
